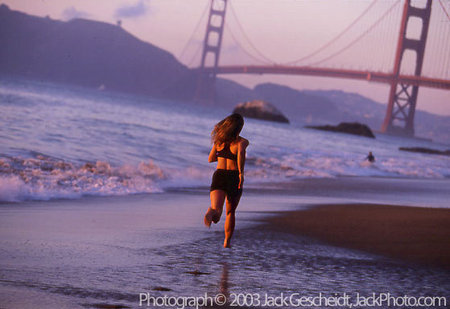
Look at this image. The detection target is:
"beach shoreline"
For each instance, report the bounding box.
[1,177,450,308]
[264,203,450,270]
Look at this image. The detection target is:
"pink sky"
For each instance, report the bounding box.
[3,0,449,116]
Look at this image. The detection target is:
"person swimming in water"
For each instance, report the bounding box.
[204,113,249,248]
[366,151,375,162]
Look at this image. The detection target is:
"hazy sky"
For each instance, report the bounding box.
[3,0,449,116]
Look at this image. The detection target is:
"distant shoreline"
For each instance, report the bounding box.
[264,203,450,269]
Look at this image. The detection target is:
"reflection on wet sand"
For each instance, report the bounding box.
[220,262,229,300]
[205,262,256,309]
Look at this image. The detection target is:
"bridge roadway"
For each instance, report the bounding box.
[199,65,450,90]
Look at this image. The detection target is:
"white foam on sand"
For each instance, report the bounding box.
[0,155,164,202]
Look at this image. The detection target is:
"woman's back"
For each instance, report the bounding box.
[215,139,240,170]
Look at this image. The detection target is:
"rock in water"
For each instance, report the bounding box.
[399,147,450,156]
[233,100,289,123]
[305,122,375,138]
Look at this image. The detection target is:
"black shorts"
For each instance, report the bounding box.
[210,169,242,200]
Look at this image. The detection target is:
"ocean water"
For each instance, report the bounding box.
[1,77,450,308]
[1,77,449,202]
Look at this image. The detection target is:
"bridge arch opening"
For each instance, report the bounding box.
[400,49,417,75]
[406,17,423,41]
[204,53,216,67]
[212,0,226,11]
[210,15,223,27]
[208,31,220,46]
[410,0,428,9]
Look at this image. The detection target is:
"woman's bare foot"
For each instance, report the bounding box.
[223,239,231,248]
[204,207,216,228]
[212,211,221,224]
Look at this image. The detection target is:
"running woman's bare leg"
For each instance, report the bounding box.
[223,196,240,248]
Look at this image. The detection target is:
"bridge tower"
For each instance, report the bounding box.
[195,0,228,103]
[381,0,432,136]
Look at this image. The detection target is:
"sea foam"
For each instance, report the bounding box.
[0,155,164,202]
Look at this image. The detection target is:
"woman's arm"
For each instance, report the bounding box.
[237,138,249,189]
[208,144,217,163]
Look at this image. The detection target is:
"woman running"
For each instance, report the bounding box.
[204,113,249,248]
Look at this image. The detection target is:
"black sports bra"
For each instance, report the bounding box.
[216,143,237,161]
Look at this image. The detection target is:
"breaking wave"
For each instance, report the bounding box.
[0,154,165,202]
[1,149,449,202]
[244,151,450,180]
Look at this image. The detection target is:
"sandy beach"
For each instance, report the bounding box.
[265,204,450,269]
[1,177,449,308]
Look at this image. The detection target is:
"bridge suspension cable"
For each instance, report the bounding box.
[226,0,385,66]
[177,0,210,66]
[185,37,204,68]
[226,0,276,64]
[438,0,450,20]
[224,22,273,65]
[308,0,401,67]
[379,1,399,72]
[422,0,450,80]
[282,0,379,66]
[193,0,449,80]
[438,0,450,79]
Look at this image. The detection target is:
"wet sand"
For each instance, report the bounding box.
[1,178,450,308]
[265,203,450,269]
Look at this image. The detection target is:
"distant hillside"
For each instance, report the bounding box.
[253,83,347,124]
[0,4,196,100]
[248,85,449,144]
[302,89,450,144]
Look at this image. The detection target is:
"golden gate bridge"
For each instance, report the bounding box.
[178,0,450,137]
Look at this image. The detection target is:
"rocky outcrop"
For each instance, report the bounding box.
[399,147,450,156]
[305,122,375,138]
[233,100,289,123]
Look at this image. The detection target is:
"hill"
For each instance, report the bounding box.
[0,4,196,100]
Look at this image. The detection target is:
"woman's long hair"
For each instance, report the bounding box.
[211,113,244,145]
